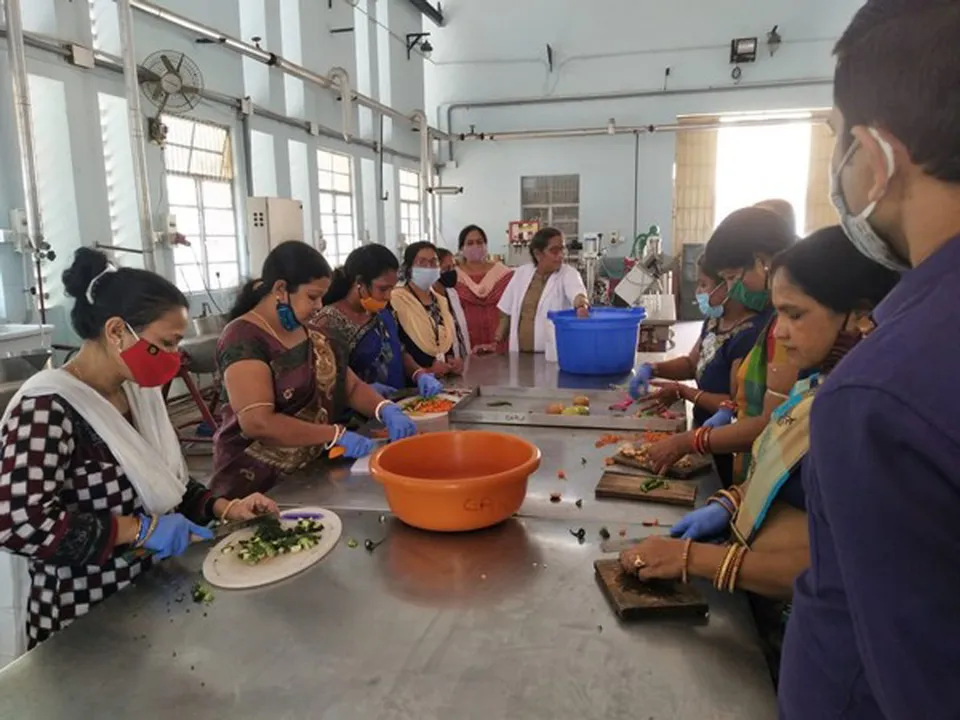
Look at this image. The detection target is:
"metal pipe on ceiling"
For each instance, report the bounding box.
[128,0,452,141]
[0,27,422,164]
[117,0,157,271]
[463,114,827,142]
[443,76,833,160]
[4,0,45,322]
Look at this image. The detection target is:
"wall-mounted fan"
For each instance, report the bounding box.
[138,50,204,145]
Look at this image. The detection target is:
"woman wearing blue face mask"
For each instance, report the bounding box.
[212,242,415,498]
[391,242,460,376]
[637,254,765,486]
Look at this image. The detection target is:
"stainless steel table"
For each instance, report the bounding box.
[0,353,776,719]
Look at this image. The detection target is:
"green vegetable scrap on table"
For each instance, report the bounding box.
[346,538,359,549]
[191,582,215,605]
[221,517,325,565]
[486,401,513,408]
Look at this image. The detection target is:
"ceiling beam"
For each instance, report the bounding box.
[407,0,444,26]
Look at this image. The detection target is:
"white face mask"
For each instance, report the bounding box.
[829,128,910,272]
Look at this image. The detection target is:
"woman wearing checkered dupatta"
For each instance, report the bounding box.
[0,249,274,654]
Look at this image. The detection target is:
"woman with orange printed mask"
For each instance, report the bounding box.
[313,244,443,398]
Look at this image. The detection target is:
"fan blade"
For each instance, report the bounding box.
[179,85,202,97]
[160,54,177,74]
[138,67,162,83]
[156,93,170,117]
[176,53,186,73]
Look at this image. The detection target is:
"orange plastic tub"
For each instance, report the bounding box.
[370,430,542,532]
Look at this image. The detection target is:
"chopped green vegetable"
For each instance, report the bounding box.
[599,526,611,540]
[224,517,324,565]
[487,401,513,407]
[346,538,359,549]
[191,582,215,605]
[639,478,668,493]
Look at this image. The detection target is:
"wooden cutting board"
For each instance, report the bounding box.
[595,471,697,507]
[613,449,713,479]
[202,507,343,590]
[594,559,708,620]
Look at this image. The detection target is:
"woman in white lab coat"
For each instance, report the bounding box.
[496,227,590,362]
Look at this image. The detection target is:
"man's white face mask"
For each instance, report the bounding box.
[829,127,910,272]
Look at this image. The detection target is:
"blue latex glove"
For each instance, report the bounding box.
[140,514,214,560]
[416,372,443,398]
[369,382,397,397]
[628,363,655,399]
[336,431,375,459]
[669,503,732,541]
[704,407,735,429]
[381,403,417,442]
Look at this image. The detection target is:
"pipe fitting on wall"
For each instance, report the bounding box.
[328,67,353,142]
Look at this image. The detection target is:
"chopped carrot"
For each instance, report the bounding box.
[557,470,566,480]
[604,457,616,466]
[618,528,627,537]
[329,446,346,459]
[404,397,456,415]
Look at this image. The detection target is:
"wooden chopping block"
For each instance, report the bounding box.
[594,559,708,620]
[595,471,697,507]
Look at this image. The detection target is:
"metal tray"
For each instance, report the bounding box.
[448,385,686,432]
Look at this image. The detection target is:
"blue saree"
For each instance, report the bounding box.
[312,306,406,389]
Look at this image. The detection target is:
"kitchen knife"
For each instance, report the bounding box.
[212,512,280,540]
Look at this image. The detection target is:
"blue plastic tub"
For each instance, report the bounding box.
[547,307,646,375]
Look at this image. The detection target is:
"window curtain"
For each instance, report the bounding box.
[672,120,718,247]
[805,122,838,233]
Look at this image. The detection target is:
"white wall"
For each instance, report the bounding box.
[0,0,429,332]
[425,0,864,255]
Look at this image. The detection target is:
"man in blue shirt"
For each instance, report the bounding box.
[779,1,960,718]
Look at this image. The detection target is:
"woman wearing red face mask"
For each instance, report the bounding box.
[0,248,276,653]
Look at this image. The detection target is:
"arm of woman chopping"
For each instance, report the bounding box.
[345,370,416,442]
[0,395,206,565]
[620,502,809,601]
[646,359,797,473]
[223,359,338,448]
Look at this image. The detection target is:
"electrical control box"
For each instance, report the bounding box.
[246,197,304,276]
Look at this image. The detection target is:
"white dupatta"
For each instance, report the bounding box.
[497,263,587,362]
[0,369,188,513]
[0,369,188,656]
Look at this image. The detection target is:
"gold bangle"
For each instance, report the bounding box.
[714,544,739,591]
[681,538,693,584]
[692,390,705,406]
[236,401,273,416]
[727,546,749,593]
[135,514,159,549]
[219,499,240,522]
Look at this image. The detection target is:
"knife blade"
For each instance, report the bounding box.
[213,512,280,540]
[600,537,646,554]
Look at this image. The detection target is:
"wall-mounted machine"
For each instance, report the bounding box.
[246,197,304,276]
[504,220,540,267]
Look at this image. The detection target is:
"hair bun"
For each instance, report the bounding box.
[62,247,110,301]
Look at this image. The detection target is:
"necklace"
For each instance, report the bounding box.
[64,361,129,413]
[249,310,286,345]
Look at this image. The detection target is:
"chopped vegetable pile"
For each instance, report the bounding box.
[222,517,324,565]
[403,397,457,415]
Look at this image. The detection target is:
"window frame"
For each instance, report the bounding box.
[398,168,423,245]
[317,148,358,267]
[161,115,240,293]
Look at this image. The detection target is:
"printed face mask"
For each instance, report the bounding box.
[829,128,909,272]
[120,325,181,388]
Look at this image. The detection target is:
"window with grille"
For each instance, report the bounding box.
[317,149,357,266]
[520,174,580,243]
[162,115,239,293]
[398,168,422,245]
